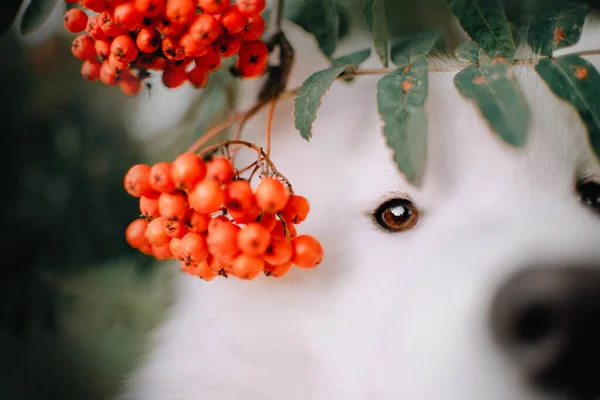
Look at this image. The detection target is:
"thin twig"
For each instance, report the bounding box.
[266,99,277,157]
[187,113,242,153]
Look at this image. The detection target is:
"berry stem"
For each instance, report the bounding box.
[187,113,243,153]
[266,98,277,158]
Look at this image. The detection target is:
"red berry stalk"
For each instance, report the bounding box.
[124,141,324,281]
[63,0,270,95]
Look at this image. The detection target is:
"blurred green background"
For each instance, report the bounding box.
[1,0,597,399]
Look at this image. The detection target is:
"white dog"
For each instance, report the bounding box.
[120,14,600,400]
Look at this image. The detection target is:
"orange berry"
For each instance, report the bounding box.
[109,54,130,71]
[212,33,242,57]
[237,223,270,256]
[153,243,174,260]
[169,237,183,260]
[113,2,143,30]
[86,14,109,41]
[158,18,187,37]
[180,260,196,275]
[172,152,206,191]
[82,0,109,12]
[140,195,160,220]
[185,210,211,233]
[64,8,89,33]
[197,0,230,14]
[120,74,142,96]
[208,254,234,275]
[145,217,171,246]
[125,164,154,197]
[126,218,149,248]
[281,195,310,224]
[158,191,189,220]
[220,6,248,34]
[195,47,221,72]
[236,60,266,78]
[162,36,186,61]
[166,0,196,25]
[238,39,268,67]
[228,205,259,224]
[263,236,292,266]
[291,235,324,269]
[255,177,289,213]
[180,232,210,265]
[194,260,218,281]
[99,10,126,36]
[224,179,254,211]
[111,34,139,63]
[180,34,209,57]
[236,0,265,15]
[150,162,176,193]
[240,13,264,41]
[206,156,234,183]
[71,34,96,60]
[99,61,120,85]
[94,38,112,59]
[187,66,209,88]
[188,13,223,44]
[232,253,264,280]
[264,260,293,278]
[164,218,188,238]
[81,59,102,81]
[208,215,230,232]
[162,66,188,88]
[259,212,277,231]
[189,180,225,214]
[271,219,297,240]
[207,220,240,259]
[136,27,161,53]
[135,0,166,17]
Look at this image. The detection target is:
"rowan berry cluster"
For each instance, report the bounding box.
[124,151,324,281]
[63,0,269,95]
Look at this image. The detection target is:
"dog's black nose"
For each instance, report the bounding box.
[490,266,600,398]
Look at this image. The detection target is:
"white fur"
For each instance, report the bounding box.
[119,18,600,400]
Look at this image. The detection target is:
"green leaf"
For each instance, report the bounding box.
[527,2,589,56]
[443,0,515,59]
[332,48,372,67]
[391,28,442,67]
[0,0,23,36]
[363,0,374,33]
[377,57,429,186]
[291,0,339,59]
[20,0,60,35]
[536,55,600,160]
[294,66,347,141]
[454,40,483,63]
[454,60,530,146]
[364,0,389,67]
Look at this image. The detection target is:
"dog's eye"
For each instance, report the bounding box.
[578,180,600,214]
[374,199,420,232]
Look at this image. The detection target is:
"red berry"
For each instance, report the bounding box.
[185,210,211,233]
[194,47,221,72]
[126,218,149,248]
[236,60,266,78]
[99,10,126,36]
[125,164,154,197]
[99,61,120,85]
[180,34,208,57]
[207,220,240,259]
[161,36,186,61]
[86,14,109,40]
[220,6,248,34]
[140,195,160,219]
[95,38,112,59]
[188,14,223,44]
[158,191,189,220]
[166,0,196,25]
[237,222,270,256]
[164,219,188,238]
[111,34,139,63]
[108,54,130,71]
[197,0,230,14]
[152,243,174,260]
[206,156,234,183]
[120,74,142,95]
[145,217,171,246]
[64,9,89,33]
[134,0,166,17]
[81,0,109,12]
[255,177,289,213]
[188,180,225,214]
[291,235,324,269]
[136,53,167,70]
[187,66,208,88]
[150,162,176,193]
[180,232,210,265]
[71,34,96,60]
[172,152,206,191]
[238,40,268,67]
[224,179,254,211]
[240,13,264,41]
[136,27,161,53]
[281,195,310,224]
[158,18,187,37]
[113,2,143,30]
[162,66,188,88]
[263,236,293,266]
[81,59,102,81]
[264,260,293,278]
[231,253,264,280]
[236,0,265,15]
[212,33,241,57]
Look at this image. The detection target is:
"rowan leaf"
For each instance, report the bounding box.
[391,28,442,67]
[443,0,515,59]
[20,0,59,35]
[377,57,429,186]
[454,60,530,146]
[536,55,600,160]
[332,48,372,67]
[0,0,23,36]
[294,66,347,141]
[527,2,589,56]
[291,0,339,59]
[454,40,483,63]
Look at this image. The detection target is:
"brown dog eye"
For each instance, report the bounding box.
[374,199,420,232]
[578,180,600,215]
